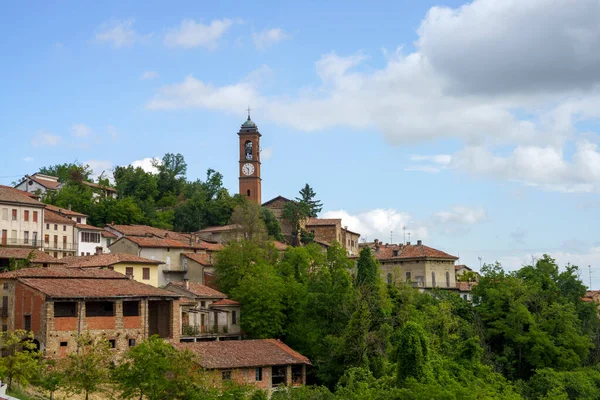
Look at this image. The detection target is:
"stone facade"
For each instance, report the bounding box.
[262,196,294,241]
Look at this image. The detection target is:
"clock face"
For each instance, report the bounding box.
[242,163,255,176]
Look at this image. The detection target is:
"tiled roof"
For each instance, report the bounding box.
[211,299,239,306]
[106,224,189,241]
[75,223,103,231]
[0,185,46,206]
[28,175,62,190]
[306,218,341,227]
[62,253,162,268]
[166,282,226,298]
[455,264,472,271]
[44,204,87,218]
[262,195,291,207]
[0,266,122,279]
[342,227,361,236]
[44,210,76,225]
[196,224,239,233]
[19,277,176,298]
[101,230,117,238]
[370,242,458,261]
[182,253,213,266]
[199,241,224,251]
[81,181,117,192]
[456,281,477,292]
[273,241,288,251]
[174,339,310,369]
[0,248,66,264]
[119,236,191,249]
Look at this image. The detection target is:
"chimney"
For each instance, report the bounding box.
[417,240,422,246]
[95,246,103,255]
[184,278,189,290]
[68,204,72,211]
[406,241,411,245]
[374,239,380,251]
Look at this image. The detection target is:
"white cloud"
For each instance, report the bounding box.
[261,147,273,160]
[96,19,146,48]
[23,157,33,162]
[404,165,444,174]
[252,28,289,50]
[434,206,486,224]
[71,123,92,138]
[131,157,161,174]
[163,19,234,49]
[141,70,159,80]
[85,160,113,180]
[406,154,452,173]
[31,131,61,147]
[322,208,428,244]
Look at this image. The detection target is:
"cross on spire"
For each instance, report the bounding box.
[246,105,252,119]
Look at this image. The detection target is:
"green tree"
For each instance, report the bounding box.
[0,330,41,389]
[64,334,112,400]
[155,153,187,197]
[230,201,268,242]
[296,184,323,218]
[261,207,283,241]
[38,162,93,183]
[35,359,65,400]
[397,322,430,383]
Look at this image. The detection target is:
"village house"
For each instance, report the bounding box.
[195,224,241,244]
[43,209,76,259]
[174,339,310,393]
[62,252,163,287]
[0,185,45,249]
[305,218,361,256]
[364,239,459,288]
[0,247,65,271]
[14,173,62,195]
[165,281,241,342]
[0,266,180,356]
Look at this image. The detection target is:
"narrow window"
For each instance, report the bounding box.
[232,310,237,325]
[24,210,29,221]
[33,211,38,222]
[125,267,133,277]
[54,224,57,230]
[431,272,436,287]
[108,339,116,349]
[387,273,392,285]
[63,225,66,231]
[142,268,150,280]
[24,315,32,331]
[60,341,68,347]
[446,271,450,288]
[247,189,251,197]
[24,231,29,243]
[200,301,206,308]
[255,367,263,381]
[1,296,8,316]
[77,217,81,223]
[46,223,49,230]
[11,209,17,220]
[128,338,136,347]
[406,271,411,281]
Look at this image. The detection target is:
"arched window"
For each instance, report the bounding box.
[387,273,392,285]
[446,271,450,287]
[244,140,253,160]
[247,189,251,197]
[405,271,411,281]
[431,271,436,287]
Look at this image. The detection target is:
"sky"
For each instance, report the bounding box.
[2,0,600,285]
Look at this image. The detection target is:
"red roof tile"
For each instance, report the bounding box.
[306,218,341,226]
[75,223,103,231]
[196,224,239,233]
[262,195,291,207]
[82,181,117,192]
[0,266,122,279]
[44,204,87,217]
[44,210,76,225]
[174,339,310,369]
[166,282,226,298]
[370,242,458,261]
[0,185,46,206]
[456,281,477,291]
[27,175,62,190]
[182,253,213,266]
[19,277,176,298]
[106,224,189,241]
[101,230,117,238]
[273,241,288,251]
[211,299,239,306]
[62,253,162,268]
[0,248,66,265]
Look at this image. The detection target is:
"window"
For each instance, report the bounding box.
[44,235,49,244]
[125,267,134,277]
[232,310,237,325]
[1,296,8,316]
[247,189,251,197]
[2,325,7,332]
[2,283,7,289]
[292,365,303,385]
[1,208,7,220]
[406,271,411,281]
[142,268,150,280]
[24,231,29,243]
[32,232,37,245]
[431,272,436,287]
[24,210,29,221]
[108,339,116,349]
[54,302,77,317]
[53,251,58,258]
[222,371,231,381]
[77,217,81,223]
[24,315,31,331]
[200,301,206,308]
[60,341,68,347]
[446,271,450,288]
[63,225,66,231]
[54,235,58,248]
[46,223,50,230]
[107,239,112,246]
[54,224,57,230]
[86,301,115,317]
[128,338,136,347]
[63,236,67,249]
[123,301,140,317]
[81,232,100,243]
[11,209,17,220]
[33,211,38,222]
[255,367,263,381]
[11,230,16,243]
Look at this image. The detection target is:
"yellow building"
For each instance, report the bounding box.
[61,253,163,287]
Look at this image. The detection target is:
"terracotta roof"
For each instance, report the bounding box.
[455,264,472,271]
[44,209,76,225]
[306,218,341,227]
[101,230,117,238]
[106,224,189,241]
[342,227,361,236]
[44,204,87,218]
[211,299,239,306]
[81,181,117,192]
[62,253,163,268]
[273,241,288,251]
[182,253,213,266]
[0,266,123,279]
[198,241,224,251]
[262,195,291,207]
[196,224,239,233]
[371,242,458,261]
[27,175,62,190]
[456,281,477,292]
[174,339,310,369]
[0,248,66,265]
[19,277,176,298]
[117,236,190,249]
[314,239,331,247]
[0,185,46,206]
[166,282,226,298]
[75,223,103,231]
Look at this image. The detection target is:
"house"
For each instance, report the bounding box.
[365,239,459,288]
[81,181,117,199]
[174,339,310,393]
[181,252,216,285]
[0,247,65,270]
[305,218,361,256]
[43,209,76,259]
[165,281,241,341]
[14,173,62,195]
[62,252,163,287]
[108,233,223,287]
[0,266,181,356]
[76,223,109,255]
[195,224,240,244]
[44,204,87,224]
[0,185,45,249]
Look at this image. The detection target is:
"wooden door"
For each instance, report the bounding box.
[1,230,6,245]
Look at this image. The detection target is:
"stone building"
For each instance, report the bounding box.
[165,281,241,342]
[305,218,361,256]
[262,196,294,241]
[0,266,180,356]
[174,339,310,393]
[0,247,65,270]
[62,252,164,288]
[365,239,459,288]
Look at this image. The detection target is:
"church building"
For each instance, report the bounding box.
[238,113,262,204]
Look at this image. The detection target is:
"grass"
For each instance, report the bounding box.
[7,385,45,400]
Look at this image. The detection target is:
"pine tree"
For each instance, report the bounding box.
[295,184,323,218]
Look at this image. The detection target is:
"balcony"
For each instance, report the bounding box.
[0,239,41,248]
[181,324,234,336]
[162,264,186,273]
[43,242,77,251]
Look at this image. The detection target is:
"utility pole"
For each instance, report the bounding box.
[390,230,393,244]
[478,256,483,269]
[408,232,411,243]
[403,226,406,245]
[590,265,592,290]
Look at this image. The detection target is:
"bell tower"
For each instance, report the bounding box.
[238,110,262,204]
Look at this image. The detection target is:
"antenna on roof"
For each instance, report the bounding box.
[407,232,411,243]
[403,226,406,245]
[390,230,393,244]
[590,265,592,290]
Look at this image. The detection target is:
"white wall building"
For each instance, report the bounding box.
[0,186,45,249]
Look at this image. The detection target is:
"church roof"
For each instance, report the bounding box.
[241,116,257,128]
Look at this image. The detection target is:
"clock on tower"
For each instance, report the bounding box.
[238,111,262,204]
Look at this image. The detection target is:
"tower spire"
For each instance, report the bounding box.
[247,105,252,120]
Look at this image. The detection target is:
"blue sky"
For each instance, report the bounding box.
[2,0,600,285]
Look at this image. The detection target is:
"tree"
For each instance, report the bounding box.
[64,334,112,400]
[35,359,65,400]
[0,330,41,389]
[261,207,283,241]
[397,322,430,383]
[282,201,306,244]
[113,335,198,400]
[230,202,268,242]
[38,162,93,183]
[295,184,323,218]
[155,153,187,197]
